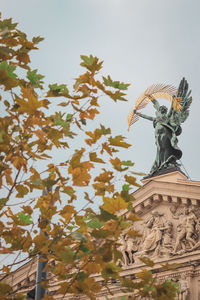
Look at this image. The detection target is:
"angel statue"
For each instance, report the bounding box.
[128,78,192,175]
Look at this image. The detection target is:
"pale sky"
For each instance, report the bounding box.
[1,0,200,181]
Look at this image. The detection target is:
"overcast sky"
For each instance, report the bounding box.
[1,0,200,181]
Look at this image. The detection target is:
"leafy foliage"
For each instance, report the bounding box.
[0,13,178,300]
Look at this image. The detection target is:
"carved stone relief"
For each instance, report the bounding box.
[118,204,200,266]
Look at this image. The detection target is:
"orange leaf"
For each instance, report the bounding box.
[4,168,13,186]
[89,152,104,163]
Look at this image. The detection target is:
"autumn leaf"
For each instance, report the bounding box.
[125,174,141,187]
[101,196,128,214]
[126,229,142,238]
[0,198,8,209]
[161,262,181,270]
[15,185,29,198]
[60,205,75,223]
[2,265,10,274]
[136,268,153,283]
[109,135,131,148]
[80,54,103,73]
[47,83,69,97]
[89,152,104,163]
[83,262,101,275]
[103,75,130,90]
[32,36,44,44]
[110,157,128,171]
[101,263,121,280]
[139,257,155,267]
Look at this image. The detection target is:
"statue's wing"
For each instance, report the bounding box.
[171,78,192,124]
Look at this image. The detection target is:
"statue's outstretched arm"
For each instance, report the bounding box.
[134,110,154,121]
[151,99,160,111]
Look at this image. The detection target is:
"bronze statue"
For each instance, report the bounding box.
[128,78,192,175]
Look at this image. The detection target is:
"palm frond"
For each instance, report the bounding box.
[135,84,177,109]
[128,83,177,130]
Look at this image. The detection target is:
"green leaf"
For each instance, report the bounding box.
[77,271,88,281]
[32,36,44,44]
[0,18,18,30]
[0,198,8,209]
[121,160,134,166]
[100,124,111,135]
[30,179,42,186]
[72,231,87,242]
[0,61,17,78]
[47,83,69,97]
[103,75,130,90]
[91,229,111,239]
[122,184,130,191]
[80,54,103,72]
[27,69,44,87]
[99,208,117,221]
[101,263,121,280]
[18,213,33,225]
[54,112,70,129]
[79,244,91,254]
[87,218,104,229]
[66,113,72,121]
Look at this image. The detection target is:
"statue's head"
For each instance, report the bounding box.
[159,105,168,115]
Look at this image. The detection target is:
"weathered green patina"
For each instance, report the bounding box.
[134,78,192,175]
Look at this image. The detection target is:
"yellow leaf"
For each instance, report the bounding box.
[139,257,155,267]
[109,135,131,148]
[89,152,104,163]
[125,175,141,187]
[101,196,128,214]
[4,168,13,186]
[127,213,142,222]
[126,229,142,238]
[68,161,93,186]
[136,268,153,282]
[94,169,114,183]
[84,262,101,275]
[2,265,10,274]
[104,219,118,232]
[15,185,29,198]
[60,205,75,223]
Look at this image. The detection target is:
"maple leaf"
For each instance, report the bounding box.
[109,135,131,148]
[27,69,44,88]
[139,257,155,267]
[101,196,128,214]
[32,36,44,44]
[80,54,103,73]
[125,174,141,187]
[103,75,130,90]
[89,152,104,163]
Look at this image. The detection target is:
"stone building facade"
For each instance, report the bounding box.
[4,170,200,299]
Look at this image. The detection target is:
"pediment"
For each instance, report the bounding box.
[119,171,200,269]
[132,170,200,216]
